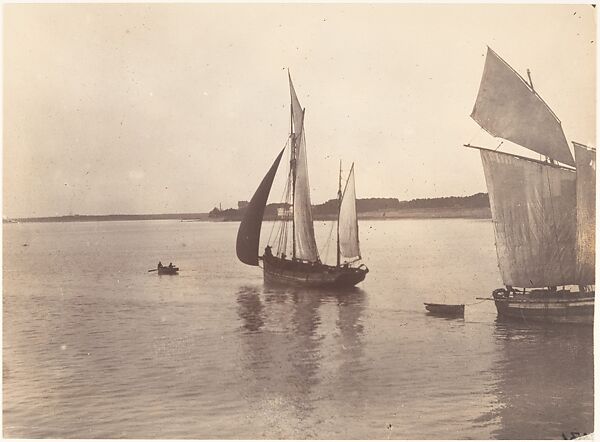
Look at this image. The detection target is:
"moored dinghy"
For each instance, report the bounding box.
[236,72,369,288]
[466,47,594,324]
[424,303,465,317]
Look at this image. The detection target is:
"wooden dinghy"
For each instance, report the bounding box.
[424,303,465,317]
[158,266,179,275]
[148,263,179,275]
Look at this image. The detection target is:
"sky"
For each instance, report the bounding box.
[3,3,596,218]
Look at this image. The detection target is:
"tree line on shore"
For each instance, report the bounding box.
[209,192,490,220]
[8,193,489,223]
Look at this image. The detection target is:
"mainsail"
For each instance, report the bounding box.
[480,150,577,288]
[338,164,361,259]
[471,47,575,167]
[289,74,319,262]
[236,148,286,266]
[574,143,596,284]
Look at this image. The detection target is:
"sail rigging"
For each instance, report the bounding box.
[236,148,286,266]
[574,142,596,285]
[338,163,361,260]
[465,48,594,323]
[237,73,368,287]
[289,74,320,262]
[480,149,577,287]
[471,47,575,166]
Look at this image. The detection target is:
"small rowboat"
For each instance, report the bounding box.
[158,266,179,275]
[424,303,465,317]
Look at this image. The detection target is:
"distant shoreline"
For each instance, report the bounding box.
[5,206,491,224]
[5,193,491,224]
[4,213,212,224]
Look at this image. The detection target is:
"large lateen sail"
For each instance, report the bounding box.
[338,164,361,259]
[574,143,596,284]
[480,149,577,287]
[471,47,575,167]
[236,148,286,266]
[289,74,319,262]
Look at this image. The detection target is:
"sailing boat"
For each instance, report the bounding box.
[236,72,369,288]
[467,47,595,324]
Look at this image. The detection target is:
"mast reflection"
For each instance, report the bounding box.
[236,284,366,437]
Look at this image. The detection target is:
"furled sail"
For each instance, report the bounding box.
[289,74,319,262]
[574,143,596,284]
[338,164,361,259]
[471,47,575,167]
[480,149,577,287]
[236,148,286,266]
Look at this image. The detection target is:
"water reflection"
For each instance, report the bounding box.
[236,285,366,438]
[236,286,265,333]
[486,320,594,439]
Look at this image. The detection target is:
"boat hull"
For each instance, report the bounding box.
[492,289,594,324]
[424,303,465,317]
[158,267,179,275]
[262,256,368,288]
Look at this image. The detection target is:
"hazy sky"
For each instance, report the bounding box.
[4,3,596,218]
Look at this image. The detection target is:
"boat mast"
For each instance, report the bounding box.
[290,100,297,260]
[526,68,554,164]
[352,163,361,260]
[336,160,342,267]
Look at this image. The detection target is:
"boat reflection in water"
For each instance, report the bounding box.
[235,283,592,439]
[484,320,593,439]
[236,284,366,439]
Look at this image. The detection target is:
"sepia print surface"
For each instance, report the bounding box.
[3,3,595,439]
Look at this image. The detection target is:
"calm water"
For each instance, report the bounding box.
[3,219,593,439]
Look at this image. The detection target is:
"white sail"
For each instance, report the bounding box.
[480,149,577,288]
[339,164,361,259]
[574,143,596,285]
[471,47,575,167]
[289,73,319,262]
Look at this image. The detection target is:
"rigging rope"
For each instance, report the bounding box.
[267,139,291,248]
[466,127,486,147]
[464,299,490,306]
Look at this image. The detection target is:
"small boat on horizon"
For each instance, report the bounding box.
[236,71,369,288]
[466,47,595,324]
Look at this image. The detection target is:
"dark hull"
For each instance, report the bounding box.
[158,267,179,275]
[424,303,465,316]
[492,288,594,324]
[262,256,368,288]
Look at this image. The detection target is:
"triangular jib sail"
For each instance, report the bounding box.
[574,142,596,285]
[480,150,577,287]
[338,163,361,260]
[236,148,286,266]
[471,47,575,167]
[289,73,320,262]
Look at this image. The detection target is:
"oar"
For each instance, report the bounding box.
[148,268,158,272]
